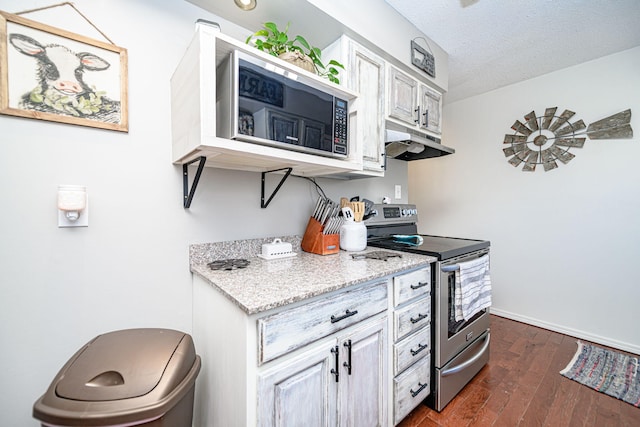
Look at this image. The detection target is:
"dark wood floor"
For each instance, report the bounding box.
[398,315,640,427]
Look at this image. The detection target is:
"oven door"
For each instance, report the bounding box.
[434,248,490,368]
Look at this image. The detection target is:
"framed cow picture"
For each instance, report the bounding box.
[0,11,128,132]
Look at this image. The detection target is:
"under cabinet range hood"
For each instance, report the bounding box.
[385,126,455,160]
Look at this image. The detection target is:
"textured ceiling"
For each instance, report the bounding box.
[385,0,640,104]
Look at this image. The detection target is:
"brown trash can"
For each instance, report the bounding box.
[33,328,201,427]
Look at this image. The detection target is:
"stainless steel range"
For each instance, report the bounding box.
[365,204,491,412]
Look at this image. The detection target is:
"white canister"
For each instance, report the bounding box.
[340,220,367,251]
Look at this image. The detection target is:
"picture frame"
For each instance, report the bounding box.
[0,11,128,132]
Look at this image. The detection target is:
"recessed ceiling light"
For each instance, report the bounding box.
[234,0,257,11]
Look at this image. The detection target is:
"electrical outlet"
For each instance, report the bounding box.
[394,185,402,199]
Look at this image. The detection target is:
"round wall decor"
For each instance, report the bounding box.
[503,107,632,172]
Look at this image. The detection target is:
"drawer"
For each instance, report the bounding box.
[394,296,430,341]
[393,267,430,307]
[394,354,431,424]
[394,326,430,374]
[258,281,387,364]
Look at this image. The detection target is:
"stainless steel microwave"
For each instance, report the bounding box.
[217,50,348,159]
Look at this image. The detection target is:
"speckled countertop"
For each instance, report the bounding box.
[190,236,436,315]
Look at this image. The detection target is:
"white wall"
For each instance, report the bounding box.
[409,46,640,353]
[0,1,408,425]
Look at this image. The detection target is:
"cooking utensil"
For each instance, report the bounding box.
[351,202,365,222]
[362,198,374,215]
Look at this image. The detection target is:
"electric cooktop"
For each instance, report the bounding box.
[368,235,489,260]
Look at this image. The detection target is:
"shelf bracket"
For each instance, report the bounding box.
[183,156,206,209]
[261,167,293,208]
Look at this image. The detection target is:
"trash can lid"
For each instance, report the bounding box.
[55,328,191,402]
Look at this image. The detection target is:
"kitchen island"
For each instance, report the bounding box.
[190,236,436,426]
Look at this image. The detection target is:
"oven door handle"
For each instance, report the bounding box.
[441,332,491,377]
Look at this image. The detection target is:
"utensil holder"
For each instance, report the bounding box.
[301,217,340,255]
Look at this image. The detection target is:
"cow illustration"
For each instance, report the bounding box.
[9,33,121,123]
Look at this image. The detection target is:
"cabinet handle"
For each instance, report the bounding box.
[330,346,340,382]
[410,312,429,324]
[414,106,421,124]
[410,281,429,290]
[410,382,428,398]
[422,110,429,127]
[343,339,352,375]
[331,309,358,323]
[410,343,428,356]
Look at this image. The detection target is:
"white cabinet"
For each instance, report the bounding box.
[337,317,388,426]
[192,276,388,426]
[390,267,432,425]
[257,339,336,426]
[258,316,388,427]
[345,40,386,174]
[323,36,386,176]
[387,66,442,135]
[258,281,387,364]
[192,263,435,426]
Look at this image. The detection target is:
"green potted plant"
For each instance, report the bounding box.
[246,22,344,84]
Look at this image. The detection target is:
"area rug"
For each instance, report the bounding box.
[560,341,640,407]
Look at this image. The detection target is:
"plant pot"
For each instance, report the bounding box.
[278,51,316,74]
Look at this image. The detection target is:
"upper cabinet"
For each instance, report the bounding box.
[324,36,386,176]
[387,65,442,136]
[171,22,448,188]
[170,25,362,177]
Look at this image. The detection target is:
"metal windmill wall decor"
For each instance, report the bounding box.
[503,108,633,171]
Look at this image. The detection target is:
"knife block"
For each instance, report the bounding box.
[301,217,340,255]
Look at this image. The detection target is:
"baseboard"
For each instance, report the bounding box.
[489,308,640,355]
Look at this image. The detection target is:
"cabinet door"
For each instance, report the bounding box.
[348,42,386,171]
[337,316,388,427]
[387,66,417,126]
[419,85,442,134]
[258,343,337,427]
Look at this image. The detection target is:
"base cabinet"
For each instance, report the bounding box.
[390,267,432,425]
[258,316,388,427]
[193,265,434,426]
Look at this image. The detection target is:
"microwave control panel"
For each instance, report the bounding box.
[333,98,348,155]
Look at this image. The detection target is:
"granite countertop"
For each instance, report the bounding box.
[190,237,435,315]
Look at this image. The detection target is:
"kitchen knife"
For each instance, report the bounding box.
[312,197,323,220]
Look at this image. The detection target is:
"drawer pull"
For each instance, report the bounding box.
[410,382,428,398]
[330,346,340,382]
[331,309,358,323]
[410,343,428,356]
[410,313,429,324]
[410,281,429,290]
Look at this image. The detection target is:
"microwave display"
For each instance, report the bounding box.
[218,50,348,159]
